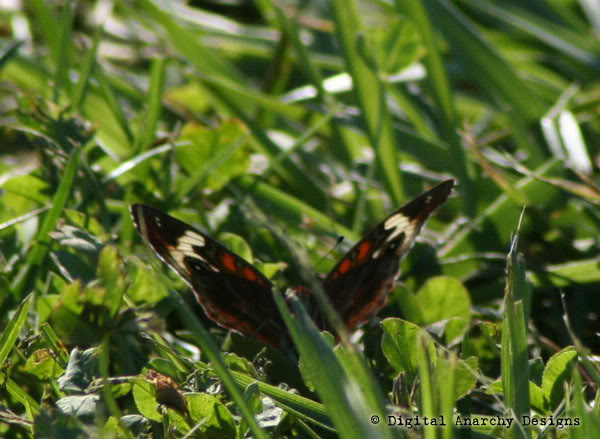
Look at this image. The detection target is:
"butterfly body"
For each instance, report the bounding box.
[131,179,454,348]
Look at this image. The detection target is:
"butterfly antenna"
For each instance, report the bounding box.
[315,235,345,272]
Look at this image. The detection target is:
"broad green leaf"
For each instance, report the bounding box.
[223,352,258,377]
[132,379,166,423]
[244,382,263,414]
[57,347,100,393]
[414,276,471,344]
[219,233,253,264]
[529,382,546,414]
[187,393,236,438]
[435,355,478,400]
[541,347,577,411]
[381,318,437,374]
[24,349,65,380]
[56,395,102,424]
[126,258,169,304]
[175,122,251,196]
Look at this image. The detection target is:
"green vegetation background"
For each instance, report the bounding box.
[1,0,599,438]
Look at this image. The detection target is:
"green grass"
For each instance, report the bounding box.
[1,1,600,438]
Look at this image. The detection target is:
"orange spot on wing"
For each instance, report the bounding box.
[357,240,371,261]
[242,266,257,281]
[221,253,237,272]
[338,258,352,274]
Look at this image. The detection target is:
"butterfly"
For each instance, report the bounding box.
[130,179,454,348]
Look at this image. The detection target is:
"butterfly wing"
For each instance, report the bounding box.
[130,204,287,347]
[322,180,454,331]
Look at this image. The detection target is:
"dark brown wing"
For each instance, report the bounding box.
[322,180,454,331]
[130,204,287,347]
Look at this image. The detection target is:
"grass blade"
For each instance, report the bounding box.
[171,291,269,439]
[12,149,81,297]
[272,291,390,439]
[135,57,166,153]
[462,0,600,69]
[53,2,74,102]
[329,0,405,205]
[234,175,355,239]
[138,0,244,83]
[501,231,531,439]
[0,294,31,370]
[72,26,102,113]
[397,0,473,214]
[418,335,436,439]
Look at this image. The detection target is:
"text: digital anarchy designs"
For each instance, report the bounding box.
[380,415,580,429]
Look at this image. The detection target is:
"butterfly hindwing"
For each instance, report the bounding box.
[130,204,287,347]
[322,179,454,331]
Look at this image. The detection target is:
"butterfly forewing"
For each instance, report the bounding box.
[130,179,454,349]
[130,204,288,347]
[322,179,454,331]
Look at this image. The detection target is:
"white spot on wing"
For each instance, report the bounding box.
[179,231,205,246]
[371,213,419,258]
[171,230,209,267]
[387,221,416,243]
[384,213,417,243]
[171,250,186,268]
[170,248,218,273]
[384,213,410,231]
